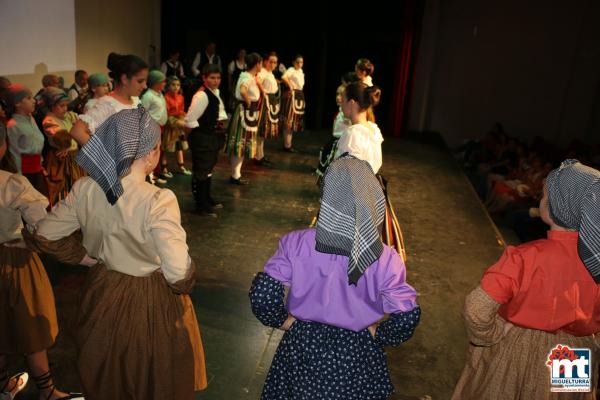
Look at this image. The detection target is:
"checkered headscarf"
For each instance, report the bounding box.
[76,106,160,205]
[546,159,600,282]
[316,155,386,285]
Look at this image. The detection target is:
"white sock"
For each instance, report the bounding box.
[230,155,244,179]
[256,137,265,160]
[283,129,293,149]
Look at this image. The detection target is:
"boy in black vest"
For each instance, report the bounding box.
[184,64,228,217]
[67,70,88,113]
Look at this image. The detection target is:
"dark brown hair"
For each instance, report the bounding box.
[107,53,148,86]
[355,58,374,76]
[344,82,381,110]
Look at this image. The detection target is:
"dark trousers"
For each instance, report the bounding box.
[188,129,225,179]
[189,129,225,207]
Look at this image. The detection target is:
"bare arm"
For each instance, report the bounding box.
[239,84,251,107]
[282,75,293,90]
[70,119,91,146]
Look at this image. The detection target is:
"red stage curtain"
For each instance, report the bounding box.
[389,0,421,137]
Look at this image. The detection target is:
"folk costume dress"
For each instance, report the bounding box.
[452,160,600,400]
[335,122,407,262]
[281,67,305,133]
[257,68,280,138]
[0,171,58,355]
[250,156,421,400]
[227,71,261,159]
[26,109,207,400]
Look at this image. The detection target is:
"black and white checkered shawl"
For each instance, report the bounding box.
[76,106,160,205]
[546,159,600,283]
[316,155,386,285]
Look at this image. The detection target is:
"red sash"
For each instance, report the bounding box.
[21,154,43,174]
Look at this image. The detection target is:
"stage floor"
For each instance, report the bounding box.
[18,129,506,399]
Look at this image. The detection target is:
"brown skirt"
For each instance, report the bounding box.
[452,289,600,399]
[377,175,407,263]
[162,118,182,152]
[280,89,304,133]
[75,263,207,400]
[0,245,58,354]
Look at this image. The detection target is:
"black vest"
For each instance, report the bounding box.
[195,87,221,134]
[198,52,221,75]
[231,61,246,89]
[165,61,183,79]
[68,83,80,96]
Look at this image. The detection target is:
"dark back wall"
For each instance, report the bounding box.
[161,2,417,135]
[410,0,600,147]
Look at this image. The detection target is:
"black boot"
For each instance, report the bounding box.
[206,176,223,209]
[191,176,200,200]
[193,177,217,217]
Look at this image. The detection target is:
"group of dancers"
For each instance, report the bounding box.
[1,47,600,400]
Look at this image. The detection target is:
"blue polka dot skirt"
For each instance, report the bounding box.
[262,320,394,400]
[250,272,421,400]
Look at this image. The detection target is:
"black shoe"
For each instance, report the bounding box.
[206,177,224,209]
[211,202,224,209]
[253,157,273,167]
[282,147,297,153]
[196,207,218,218]
[229,176,249,185]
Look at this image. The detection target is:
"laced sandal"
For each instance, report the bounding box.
[33,371,84,400]
[0,370,29,400]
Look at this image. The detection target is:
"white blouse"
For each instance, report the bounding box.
[235,72,260,101]
[184,88,228,129]
[257,69,278,94]
[283,67,305,90]
[335,122,384,173]
[0,171,48,244]
[332,109,350,139]
[36,172,192,284]
[83,98,99,114]
[79,95,141,134]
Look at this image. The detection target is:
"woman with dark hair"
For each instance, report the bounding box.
[255,51,281,166]
[355,58,377,121]
[315,74,354,182]
[27,108,207,399]
[70,53,149,146]
[335,81,406,261]
[280,54,305,152]
[226,52,262,185]
[355,58,375,87]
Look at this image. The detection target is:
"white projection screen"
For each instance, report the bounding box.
[0,0,76,75]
